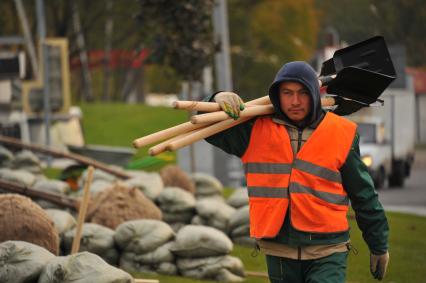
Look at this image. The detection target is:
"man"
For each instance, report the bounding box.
[204,61,389,283]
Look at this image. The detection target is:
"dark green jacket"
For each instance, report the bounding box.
[204,101,389,255]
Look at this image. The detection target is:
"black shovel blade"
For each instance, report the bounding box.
[330,99,364,116]
[320,36,396,78]
[326,67,395,115]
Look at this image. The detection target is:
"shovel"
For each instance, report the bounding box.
[132,37,398,153]
[319,36,396,115]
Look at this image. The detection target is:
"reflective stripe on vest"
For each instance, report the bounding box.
[241,112,357,238]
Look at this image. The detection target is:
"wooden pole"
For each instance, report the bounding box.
[166,96,338,151]
[0,135,132,179]
[134,279,159,283]
[0,179,78,209]
[132,122,207,149]
[191,104,274,124]
[71,166,94,254]
[172,100,222,112]
[148,127,204,156]
[167,116,252,152]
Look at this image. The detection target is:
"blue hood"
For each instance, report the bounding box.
[268,61,322,128]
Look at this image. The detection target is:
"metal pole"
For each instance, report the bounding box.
[213,0,233,91]
[36,0,51,165]
[14,0,39,78]
[212,0,235,186]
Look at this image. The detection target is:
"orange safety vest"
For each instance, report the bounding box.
[241,112,357,239]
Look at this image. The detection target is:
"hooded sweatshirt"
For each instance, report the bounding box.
[269,61,324,128]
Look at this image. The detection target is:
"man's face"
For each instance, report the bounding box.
[279,81,311,123]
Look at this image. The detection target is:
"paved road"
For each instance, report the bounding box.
[377,149,426,216]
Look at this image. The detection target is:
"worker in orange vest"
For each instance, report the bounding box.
[204,61,389,282]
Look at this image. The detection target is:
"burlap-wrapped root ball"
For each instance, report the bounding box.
[160,165,195,194]
[0,194,59,255]
[86,184,162,229]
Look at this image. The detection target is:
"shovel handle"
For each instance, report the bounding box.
[173,95,272,112]
[148,127,205,156]
[172,100,221,112]
[190,98,336,124]
[321,97,336,107]
[191,104,274,124]
[132,122,207,148]
[167,116,252,152]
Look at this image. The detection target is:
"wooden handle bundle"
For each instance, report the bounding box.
[132,95,337,155]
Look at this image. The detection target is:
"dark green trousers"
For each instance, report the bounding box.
[265,252,348,283]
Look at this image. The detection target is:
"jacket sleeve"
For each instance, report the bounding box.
[341,133,389,255]
[201,93,254,158]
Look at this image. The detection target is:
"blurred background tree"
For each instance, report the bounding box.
[316,0,426,67]
[1,0,425,102]
[228,0,318,100]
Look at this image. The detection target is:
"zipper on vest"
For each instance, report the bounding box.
[297,128,303,153]
[297,246,302,260]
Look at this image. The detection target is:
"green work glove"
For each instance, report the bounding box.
[214,91,245,120]
[370,251,389,280]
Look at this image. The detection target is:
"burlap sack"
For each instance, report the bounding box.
[157,262,178,275]
[78,179,113,196]
[195,198,236,231]
[157,187,196,213]
[0,240,55,283]
[63,223,119,265]
[191,172,223,197]
[38,251,133,283]
[171,225,233,258]
[229,205,250,231]
[78,168,116,188]
[123,171,164,201]
[33,179,71,194]
[120,244,177,276]
[0,194,59,255]
[227,188,249,208]
[0,145,14,167]
[86,184,162,229]
[230,224,250,238]
[132,241,175,264]
[177,255,245,281]
[45,209,76,235]
[169,222,186,233]
[114,219,175,253]
[11,150,42,173]
[119,253,156,274]
[160,165,195,194]
[0,168,36,186]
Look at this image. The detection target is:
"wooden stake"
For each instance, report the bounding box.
[71,166,94,254]
[246,271,269,278]
[134,279,159,283]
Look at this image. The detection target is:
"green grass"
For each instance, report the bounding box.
[78,103,187,170]
[130,211,426,283]
[346,211,426,283]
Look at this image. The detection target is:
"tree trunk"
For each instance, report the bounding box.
[72,1,93,101]
[102,0,114,101]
